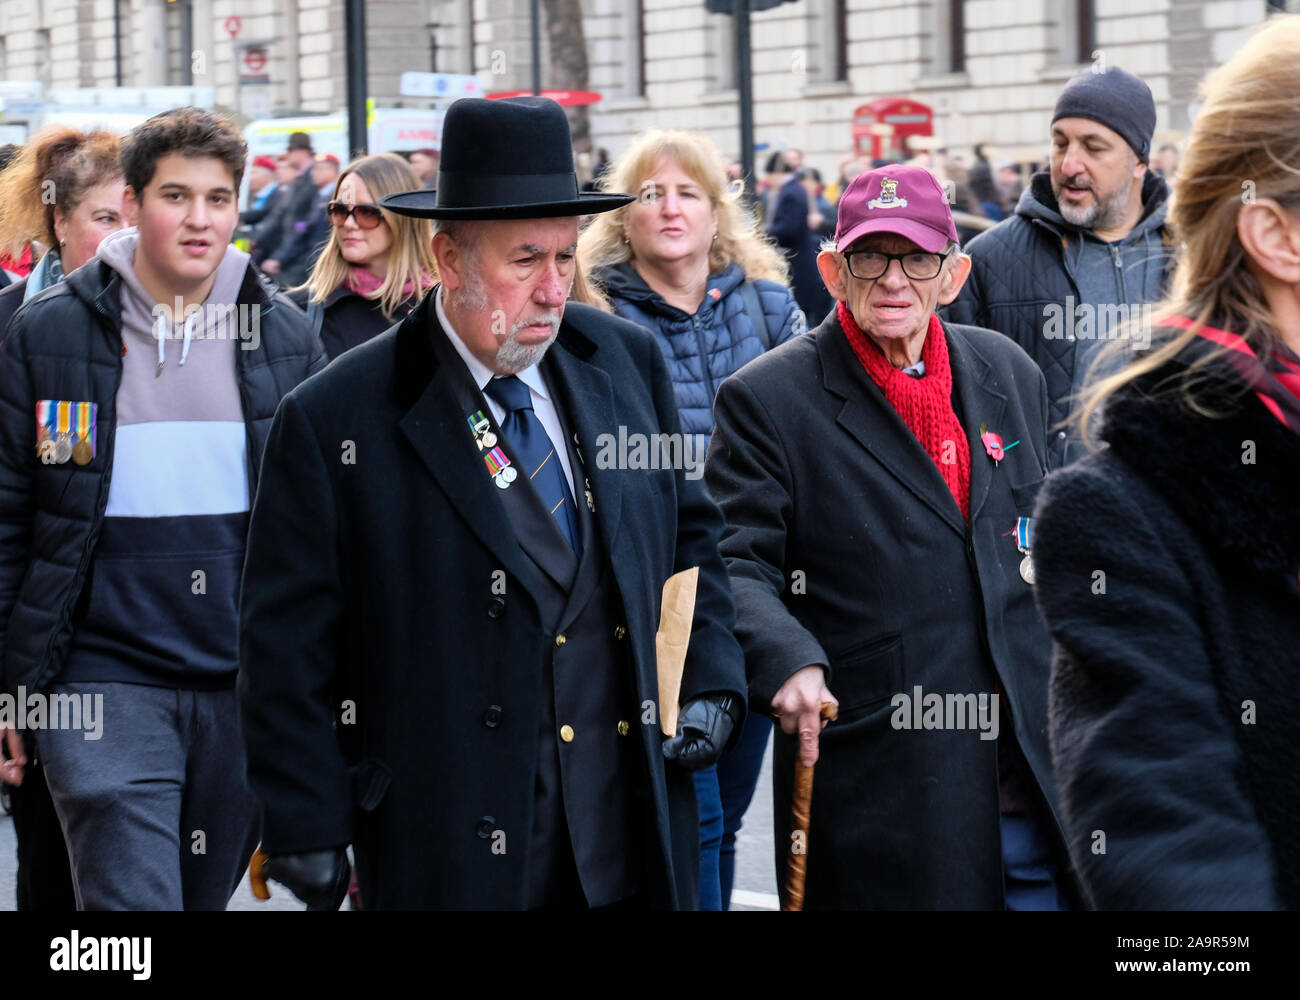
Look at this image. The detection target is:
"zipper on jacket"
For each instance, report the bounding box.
[40,283,125,690]
[1109,243,1129,307]
[690,314,717,400]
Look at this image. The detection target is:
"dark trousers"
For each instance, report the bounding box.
[41,683,260,910]
[9,753,76,910]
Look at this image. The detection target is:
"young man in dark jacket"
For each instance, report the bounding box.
[0,107,325,910]
[942,68,1174,468]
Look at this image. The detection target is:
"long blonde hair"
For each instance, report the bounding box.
[1077,14,1300,446]
[302,152,437,320]
[577,130,790,306]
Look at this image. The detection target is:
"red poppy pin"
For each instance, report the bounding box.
[709,287,722,300]
[979,423,1019,465]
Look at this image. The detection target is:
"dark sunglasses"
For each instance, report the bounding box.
[327,201,385,229]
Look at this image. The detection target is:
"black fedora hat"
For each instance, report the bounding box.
[380,97,634,220]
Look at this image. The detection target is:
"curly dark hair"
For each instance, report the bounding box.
[120,106,246,196]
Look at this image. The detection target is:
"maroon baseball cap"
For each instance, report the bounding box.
[834,164,958,254]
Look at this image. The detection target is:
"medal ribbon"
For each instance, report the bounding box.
[36,399,51,434]
[467,410,491,436]
[1015,516,1033,551]
[483,446,511,477]
[56,400,71,440]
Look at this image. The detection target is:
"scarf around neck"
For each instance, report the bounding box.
[1163,314,1300,437]
[838,301,971,520]
[344,265,432,300]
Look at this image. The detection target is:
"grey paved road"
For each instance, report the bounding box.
[0,743,777,911]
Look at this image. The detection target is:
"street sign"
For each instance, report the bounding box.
[486,89,602,106]
[225,15,241,37]
[399,72,483,100]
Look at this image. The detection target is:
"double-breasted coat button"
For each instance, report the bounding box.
[614,625,627,640]
[617,720,630,737]
[476,817,495,838]
[555,633,567,647]
[487,596,506,619]
[484,705,503,728]
[560,724,575,742]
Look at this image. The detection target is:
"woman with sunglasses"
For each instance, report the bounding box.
[290,153,437,361]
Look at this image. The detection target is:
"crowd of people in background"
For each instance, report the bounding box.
[0,12,1296,914]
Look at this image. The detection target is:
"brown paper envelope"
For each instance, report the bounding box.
[656,566,698,737]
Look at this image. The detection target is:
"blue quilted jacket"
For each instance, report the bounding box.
[593,261,805,437]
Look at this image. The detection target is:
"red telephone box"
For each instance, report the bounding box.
[851,98,935,161]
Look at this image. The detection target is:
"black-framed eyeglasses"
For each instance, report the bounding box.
[327,201,385,229]
[844,248,950,281]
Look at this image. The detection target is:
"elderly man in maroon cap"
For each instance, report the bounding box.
[706,165,1077,909]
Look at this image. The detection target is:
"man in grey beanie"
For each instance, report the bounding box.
[943,66,1175,468]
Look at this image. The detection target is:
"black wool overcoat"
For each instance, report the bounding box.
[705,309,1072,908]
[237,291,747,910]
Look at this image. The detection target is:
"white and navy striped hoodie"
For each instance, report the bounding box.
[60,229,253,688]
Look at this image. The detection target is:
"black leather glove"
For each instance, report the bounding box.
[662,693,740,771]
[263,848,351,911]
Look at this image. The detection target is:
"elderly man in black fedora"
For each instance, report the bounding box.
[237,97,747,910]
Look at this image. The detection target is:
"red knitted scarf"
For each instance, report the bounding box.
[838,301,971,520]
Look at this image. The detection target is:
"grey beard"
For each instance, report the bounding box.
[496,315,559,372]
[1057,171,1134,231]
[450,269,564,372]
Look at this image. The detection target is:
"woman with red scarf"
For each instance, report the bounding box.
[1033,15,1300,910]
[705,164,1075,908]
[290,153,437,361]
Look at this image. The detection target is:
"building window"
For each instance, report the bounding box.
[710,13,736,92]
[35,29,52,90]
[1053,0,1095,67]
[950,0,965,73]
[623,0,646,97]
[927,0,965,76]
[1074,0,1095,64]
[810,0,848,83]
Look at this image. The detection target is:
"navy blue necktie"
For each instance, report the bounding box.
[484,375,581,555]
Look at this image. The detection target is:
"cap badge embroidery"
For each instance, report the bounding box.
[868,177,908,211]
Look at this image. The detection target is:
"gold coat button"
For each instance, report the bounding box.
[555,633,567,647]
[614,625,627,640]
[560,724,575,742]
[617,720,630,737]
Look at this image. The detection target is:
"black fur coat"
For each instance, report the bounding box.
[1032,356,1300,909]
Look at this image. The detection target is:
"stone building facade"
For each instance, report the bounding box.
[1,0,1296,173]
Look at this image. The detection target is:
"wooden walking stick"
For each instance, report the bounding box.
[782,701,837,911]
[248,847,272,900]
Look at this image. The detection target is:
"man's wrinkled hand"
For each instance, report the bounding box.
[662,694,740,771]
[262,848,350,911]
[771,665,836,767]
[1,726,26,787]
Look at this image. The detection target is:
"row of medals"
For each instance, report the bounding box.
[473,425,519,490]
[37,426,92,465]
